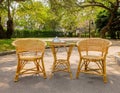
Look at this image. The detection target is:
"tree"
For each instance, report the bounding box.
[77,0,120,38]
[49,0,120,38]
[0,0,15,39]
[0,0,4,4]
[0,16,6,38]
[96,8,120,39]
[15,0,49,30]
[0,0,26,39]
[0,0,7,38]
[49,0,86,32]
[6,0,14,39]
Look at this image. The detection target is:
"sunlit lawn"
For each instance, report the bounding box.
[0,39,15,52]
[0,38,51,52]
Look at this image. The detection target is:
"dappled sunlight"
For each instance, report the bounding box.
[109,80,114,84]
[0,54,16,63]
[0,66,16,72]
[0,82,9,88]
[107,66,120,75]
[108,46,120,55]
[0,58,16,63]
[34,82,50,89]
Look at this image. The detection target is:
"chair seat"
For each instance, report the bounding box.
[82,55,103,61]
[20,55,42,61]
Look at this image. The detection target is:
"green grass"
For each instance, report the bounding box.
[0,38,76,52]
[0,39,15,52]
[0,38,50,52]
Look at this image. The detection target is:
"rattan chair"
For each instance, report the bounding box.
[76,38,111,83]
[12,38,47,81]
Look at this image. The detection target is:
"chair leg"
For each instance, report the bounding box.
[35,59,41,74]
[50,61,56,78]
[67,61,72,79]
[76,59,82,79]
[102,60,107,83]
[85,61,88,71]
[14,73,19,82]
[41,59,47,79]
[14,60,21,82]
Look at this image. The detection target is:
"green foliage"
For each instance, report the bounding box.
[12,29,65,38]
[1,0,120,39]
[95,10,110,32]
[15,0,49,30]
[0,39,15,52]
[95,7,120,39]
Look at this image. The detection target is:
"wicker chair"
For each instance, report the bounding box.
[76,38,111,83]
[12,38,47,81]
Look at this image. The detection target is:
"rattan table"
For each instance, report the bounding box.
[49,41,75,79]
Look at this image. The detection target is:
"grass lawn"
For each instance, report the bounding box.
[0,38,51,52]
[0,37,77,52]
[0,39,15,52]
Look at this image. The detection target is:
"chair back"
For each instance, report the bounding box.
[12,38,46,54]
[77,38,111,56]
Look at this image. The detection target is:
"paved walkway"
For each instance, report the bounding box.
[0,38,120,93]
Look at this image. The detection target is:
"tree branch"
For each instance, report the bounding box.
[0,0,4,4]
[76,3,112,13]
[107,0,114,7]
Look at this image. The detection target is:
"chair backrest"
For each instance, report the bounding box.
[77,38,112,56]
[12,38,46,53]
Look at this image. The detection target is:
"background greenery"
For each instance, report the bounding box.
[0,39,14,52]
[2,0,119,39]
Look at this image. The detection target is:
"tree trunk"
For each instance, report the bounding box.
[100,12,114,38]
[100,1,119,39]
[6,18,14,39]
[0,16,6,39]
[100,25,109,38]
[6,0,14,39]
[0,0,4,4]
[109,29,116,39]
